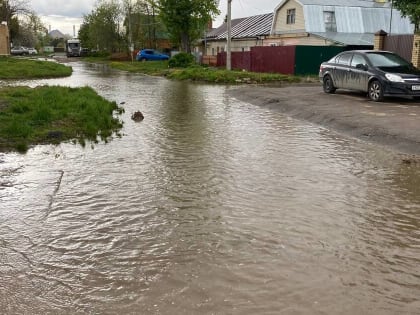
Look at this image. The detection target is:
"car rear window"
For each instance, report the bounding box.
[337,53,352,65]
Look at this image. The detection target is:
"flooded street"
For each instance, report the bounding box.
[1,62,419,314]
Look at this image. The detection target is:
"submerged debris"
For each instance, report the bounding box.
[401,155,420,165]
[131,111,144,122]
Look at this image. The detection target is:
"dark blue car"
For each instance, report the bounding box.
[319,50,420,101]
[136,49,169,61]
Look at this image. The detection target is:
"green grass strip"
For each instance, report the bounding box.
[106,60,302,84]
[0,85,123,153]
[0,57,72,79]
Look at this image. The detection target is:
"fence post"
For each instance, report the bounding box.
[374,29,387,50]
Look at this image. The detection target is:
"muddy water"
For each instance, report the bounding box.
[1,62,419,314]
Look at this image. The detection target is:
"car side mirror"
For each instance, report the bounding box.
[356,63,368,71]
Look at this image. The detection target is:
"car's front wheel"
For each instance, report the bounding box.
[368,80,384,102]
[323,75,336,94]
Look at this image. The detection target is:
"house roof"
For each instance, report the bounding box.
[206,18,245,39]
[310,32,374,45]
[275,0,391,10]
[207,13,273,40]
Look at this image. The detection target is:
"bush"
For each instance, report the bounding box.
[168,52,195,68]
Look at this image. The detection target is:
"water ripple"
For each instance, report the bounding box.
[1,63,419,314]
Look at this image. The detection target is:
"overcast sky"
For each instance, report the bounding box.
[31,0,278,36]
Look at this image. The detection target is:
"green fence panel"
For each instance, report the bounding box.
[294,46,346,75]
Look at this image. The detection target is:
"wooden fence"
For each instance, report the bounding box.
[383,34,414,62]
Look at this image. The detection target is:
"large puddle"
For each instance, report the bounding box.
[1,62,419,314]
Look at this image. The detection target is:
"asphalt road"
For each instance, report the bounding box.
[229,84,420,158]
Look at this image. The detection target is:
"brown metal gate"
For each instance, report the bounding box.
[383,34,413,62]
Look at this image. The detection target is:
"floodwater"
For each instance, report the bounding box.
[1,62,419,314]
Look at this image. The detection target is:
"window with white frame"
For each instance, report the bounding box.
[286,9,296,24]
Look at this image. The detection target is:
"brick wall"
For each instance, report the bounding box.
[0,23,10,55]
[412,34,420,68]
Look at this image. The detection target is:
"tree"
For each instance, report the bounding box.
[392,0,420,32]
[0,0,32,23]
[0,0,46,47]
[79,0,124,52]
[122,0,167,50]
[157,0,219,52]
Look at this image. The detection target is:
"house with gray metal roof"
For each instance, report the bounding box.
[203,13,273,56]
[269,0,414,46]
[200,0,414,57]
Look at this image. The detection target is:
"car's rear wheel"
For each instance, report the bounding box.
[368,80,384,102]
[323,75,336,94]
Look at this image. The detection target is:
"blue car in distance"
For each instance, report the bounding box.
[136,49,169,61]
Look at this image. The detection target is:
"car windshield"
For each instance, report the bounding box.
[366,52,410,68]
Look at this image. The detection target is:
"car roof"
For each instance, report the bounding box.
[340,50,395,54]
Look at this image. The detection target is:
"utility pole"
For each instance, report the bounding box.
[226,0,232,70]
[128,0,134,62]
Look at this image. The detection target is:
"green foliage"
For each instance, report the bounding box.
[0,57,72,79]
[107,60,301,84]
[165,67,301,84]
[79,1,124,53]
[168,52,195,68]
[158,0,219,52]
[123,1,167,51]
[0,86,124,153]
[393,0,420,32]
[110,60,170,75]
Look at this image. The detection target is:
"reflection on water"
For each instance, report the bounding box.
[1,62,419,314]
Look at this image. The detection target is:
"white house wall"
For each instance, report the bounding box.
[206,39,262,55]
[272,0,306,34]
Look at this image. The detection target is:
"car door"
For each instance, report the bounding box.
[150,50,159,61]
[348,53,369,91]
[334,52,352,88]
[143,50,154,60]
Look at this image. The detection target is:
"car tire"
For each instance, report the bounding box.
[323,75,336,94]
[368,80,384,102]
[140,57,146,62]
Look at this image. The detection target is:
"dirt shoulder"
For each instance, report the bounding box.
[228,84,420,157]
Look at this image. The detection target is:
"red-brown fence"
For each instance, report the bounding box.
[252,46,296,74]
[217,46,296,74]
[216,45,345,75]
[383,34,413,62]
